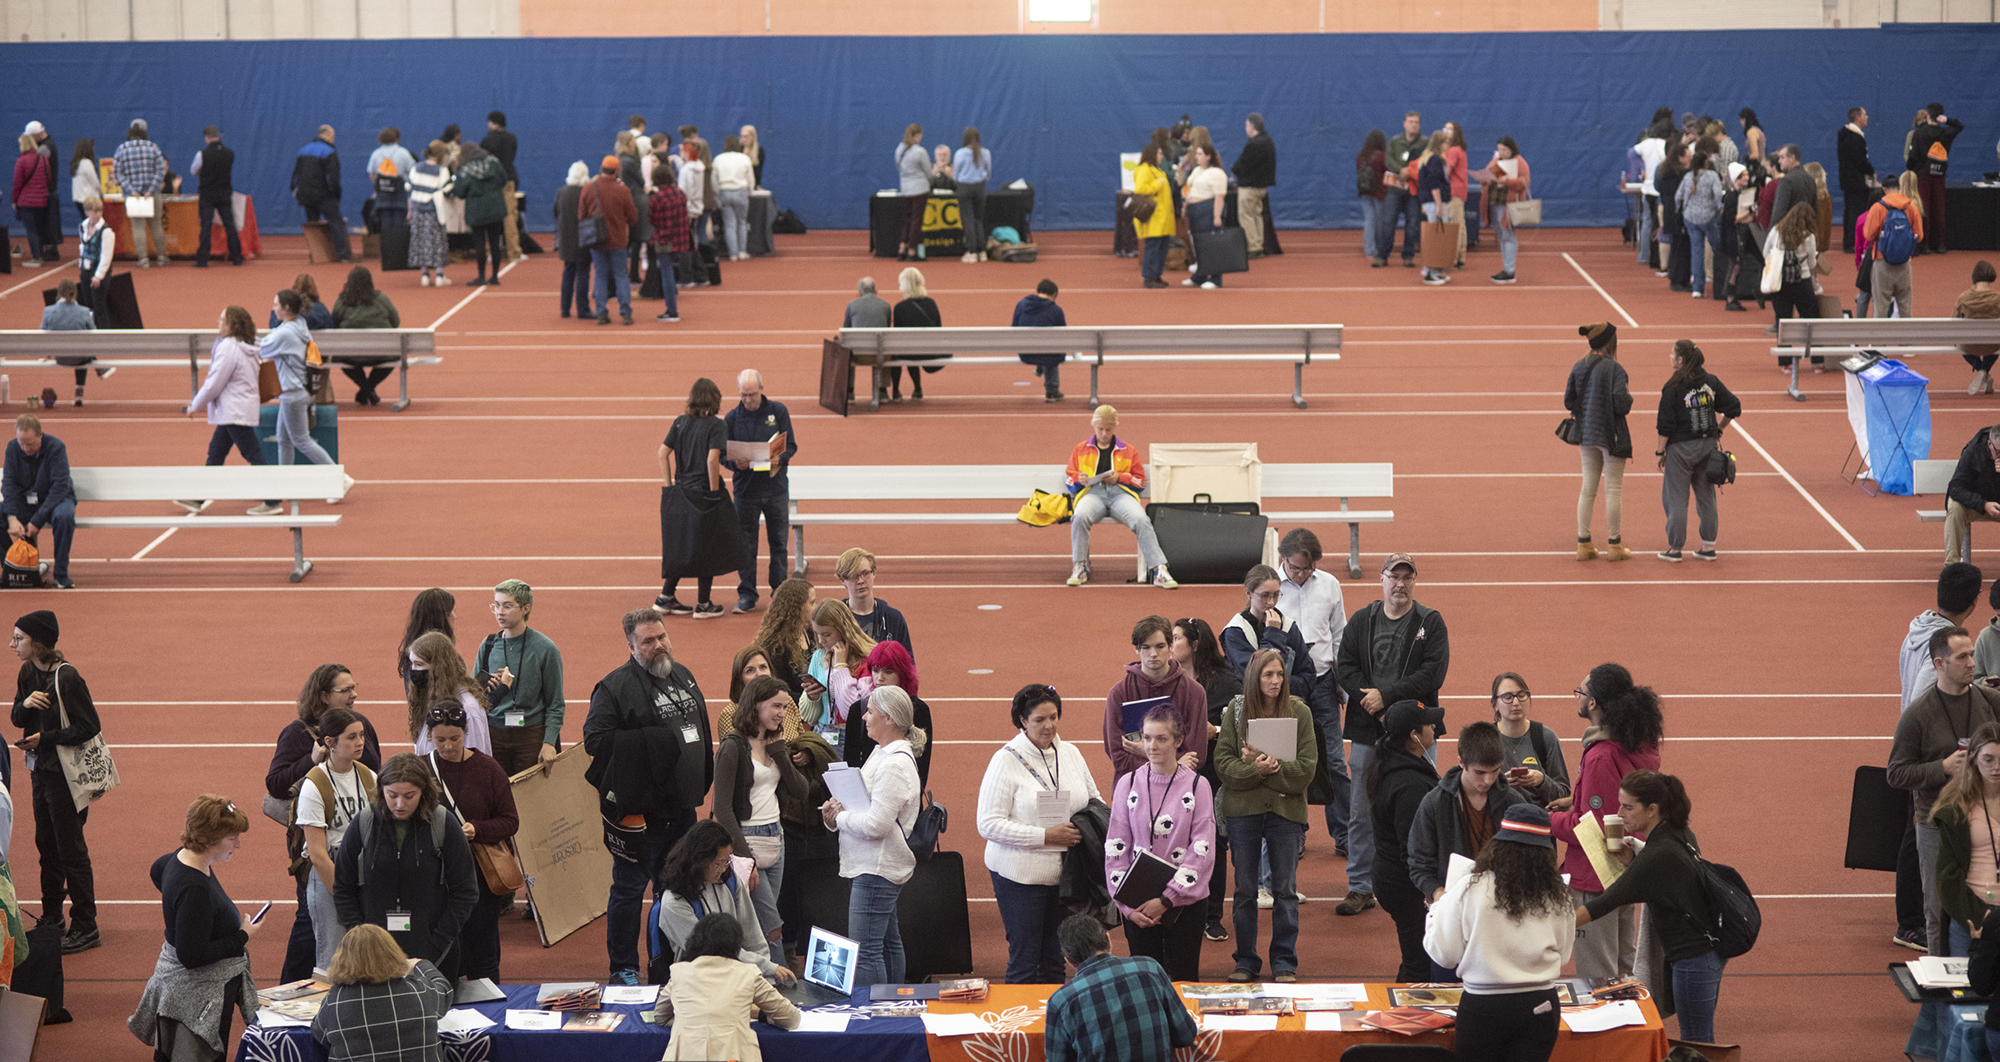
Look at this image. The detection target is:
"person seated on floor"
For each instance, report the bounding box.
[2,414,75,589]
[1064,405,1176,589]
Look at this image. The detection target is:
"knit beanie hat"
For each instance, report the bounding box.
[15,610,57,648]
[1580,322,1617,352]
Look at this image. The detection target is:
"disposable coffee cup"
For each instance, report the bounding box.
[1603,814,1625,850]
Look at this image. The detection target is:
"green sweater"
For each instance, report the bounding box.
[1214,694,1318,824]
[330,292,400,330]
[474,627,565,747]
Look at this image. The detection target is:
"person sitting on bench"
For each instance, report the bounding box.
[1064,404,1176,589]
[3,414,75,589]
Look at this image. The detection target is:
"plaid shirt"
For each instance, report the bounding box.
[1044,953,1197,1062]
[112,138,167,197]
[649,184,693,254]
[310,961,453,1062]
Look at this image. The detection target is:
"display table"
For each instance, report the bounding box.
[869,185,1033,258]
[104,193,263,260]
[238,981,1666,1062]
[1948,184,2000,252]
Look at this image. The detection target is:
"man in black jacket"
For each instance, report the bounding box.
[1331,552,1451,917]
[1944,421,2000,563]
[1233,113,1276,258]
[481,110,521,261]
[291,125,350,262]
[582,606,713,985]
[192,125,243,267]
[1910,104,1964,254]
[1837,107,1876,252]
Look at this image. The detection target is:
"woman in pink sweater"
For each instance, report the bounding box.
[1547,662,1662,981]
[183,305,279,514]
[1106,707,1215,982]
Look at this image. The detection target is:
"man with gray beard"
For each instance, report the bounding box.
[584,606,715,984]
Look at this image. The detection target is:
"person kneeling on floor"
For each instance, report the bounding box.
[1063,405,1175,589]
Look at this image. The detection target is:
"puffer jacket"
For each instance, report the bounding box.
[452,150,507,227]
[1563,353,1633,456]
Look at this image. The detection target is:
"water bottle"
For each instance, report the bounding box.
[1,375,9,404]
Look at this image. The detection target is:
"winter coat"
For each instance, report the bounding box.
[1563,353,1633,456]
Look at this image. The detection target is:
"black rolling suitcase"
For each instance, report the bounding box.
[378,224,410,271]
[1146,494,1267,584]
[14,918,71,1023]
[898,850,973,981]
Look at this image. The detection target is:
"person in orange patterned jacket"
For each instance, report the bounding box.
[1063,404,1176,590]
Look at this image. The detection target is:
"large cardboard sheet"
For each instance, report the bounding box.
[513,745,611,947]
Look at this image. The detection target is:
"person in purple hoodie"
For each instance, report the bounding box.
[1103,615,1208,778]
[1106,705,1215,981]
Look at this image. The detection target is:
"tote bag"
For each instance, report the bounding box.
[124,195,157,219]
[1505,198,1543,226]
[51,664,119,811]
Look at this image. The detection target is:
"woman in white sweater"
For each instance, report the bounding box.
[821,685,924,987]
[1423,803,1575,1062]
[712,135,756,262]
[678,140,709,248]
[976,684,1100,983]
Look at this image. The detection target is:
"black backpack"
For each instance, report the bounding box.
[1679,839,1760,959]
[1705,449,1737,488]
[896,750,946,862]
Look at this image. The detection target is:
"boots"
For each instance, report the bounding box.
[1606,540,1632,562]
[1577,539,1598,561]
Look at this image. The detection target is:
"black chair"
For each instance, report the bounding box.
[1338,1046,1454,1062]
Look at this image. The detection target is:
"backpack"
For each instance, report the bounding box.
[896,750,947,863]
[373,169,400,198]
[1677,838,1761,959]
[289,763,377,876]
[1705,449,1737,488]
[1878,205,1915,265]
[1356,156,1380,196]
[351,804,452,888]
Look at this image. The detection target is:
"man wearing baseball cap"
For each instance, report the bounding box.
[583,155,639,325]
[1331,552,1451,917]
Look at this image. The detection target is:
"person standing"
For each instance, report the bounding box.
[1065,405,1176,588]
[1864,173,1925,319]
[476,579,565,777]
[1102,616,1208,780]
[1565,323,1633,562]
[1490,674,1571,809]
[1379,111,1425,268]
[11,134,53,268]
[406,142,452,288]
[712,135,755,262]
[1217,649,1317,982]
[292,125,350,262]
[821,686,925,987]
[1838,107,1877,253]
[1767,146,1817,238]
[1357,130,1389,262]
[1107,707,1214,983]
[1415,132,1453,286]
[10,609,99,952]
[712,676,808,966]
[295,705,376,970]
[954,128,992,262]
[723,370,797,614]
[1443,121,1470,268]
[22,121,63,262]
[1043,915,1198,1062]
[1677,144,1725,300]
[1182,144,1229,290]
[553,162,591,317]
[979,684,1098,984]
[1482,137,1531,284]
[1929,722,2000,957]
[836,547,913,652]
[1910,104,1964,255]
[451,143,507,287]
[184,306,281,515]
[1234,114,1275,258]
[1406,722,1528,931]
[1956,261,2000,396]
[1334,553,1451,917]
[4,415,77,588]
[658,378,738,619]
[1276,529,1349,852]
[1368,700,1444,982]
[189,126,243,267]
[422,702,518,983]
[583,608,715,985]
[1221,564,1314,696]
[1548,663,1663,980]
[332,753,478,974]
[480,111,521,261]
[111,119,170,267]
[1766,203,1828,355]
[1656,341,1740,563]
[584,155,638,326]
[1634,124,1668,267]
[68,137,100,227]
[1131,142,1175,288]
[894,125,929,261]
[1891,627,2000,954]
[128,795,260,1062]
[1013,279,1068,403]
[649,161,692,323]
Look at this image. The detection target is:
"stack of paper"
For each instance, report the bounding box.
[505,1009,564,1030]
[937,978,990,1002]
[602,984,663,1006]
[437,1009,498,1035]
[824,766,871,813]
[921,1012,995,1037]
[535,982,602,1011]
[1911,955,1971,988]
[1561,1000,1647,1033]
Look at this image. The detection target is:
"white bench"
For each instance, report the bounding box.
[74,465,347,582]
[1914,458,1965,557]
[1773,318,2000,402]
[787,461,1393,579]
[835,324,1342,411]
[0,329,442,411]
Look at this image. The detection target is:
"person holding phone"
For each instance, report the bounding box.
[131,795,261,1062]
[800,598,875,758]
[297,707,377,969]
[1490,673,1572,809]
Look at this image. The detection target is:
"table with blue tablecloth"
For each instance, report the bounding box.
[1908,1001,1992,1062]
[234,983,928,1062]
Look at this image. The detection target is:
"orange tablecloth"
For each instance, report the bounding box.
[923,983,1670,1062]
[102,193,262,259]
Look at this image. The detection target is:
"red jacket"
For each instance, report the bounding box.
[11,151,50,209]
[1548,732,1660,893]
[581,174,638,250]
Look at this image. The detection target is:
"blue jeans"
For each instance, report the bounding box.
[1686,218,1719,295]
[276,392,334,466]
[1307,674,1350,845]
[1345,742,1376,893]
[1379,186,1421,261]
[1358,197,1383,260]
[656,252,678,317]
[718,189,750,258]
[605,808,694,975]
[560,256,593,317]
[848,872,905,987]
[735,483,789,600]
[742,821,785,966]
[1227,812,1303,975]
[590,246,631,318]
[1669,950,1725,1044]
[1072,485,1166,571]
[990,872,1065,984]
[1141,235,1168,281]
[1495,206,1519,274]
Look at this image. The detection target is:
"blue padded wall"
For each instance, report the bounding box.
[4,26,1996,235]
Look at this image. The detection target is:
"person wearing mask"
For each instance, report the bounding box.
[311,924,453,1062]
[1414,131,1452,286]
[979,684,1100,984]
[328,265,400,406]
[475,578,565,777]
[1490,673,1571,809]
[11,133,54,268]
[954,128,993,262]
[553,161,592,317]
[1131,141,1175,289]
[723,370,797,613]
[1909,105,1963,255]
[1357,130,1389,263]
[1423,803,1575,1062]
[10,609,99,952]
[1957,261,2000,396]
[1172,618,1240,941]
[1578,771,1723,1044]
[1216,649,1317,983]
[1766,203,1828,359]
[1182,143,1228,290]
[1233,113,1276,259]
[406,141,453,288]
[654,912,801,1061]
[259,290,342,481]
[1379,111,1427,268]
[583,608,715,985]
[295,706,376,970]
[1407,723,1529,977]
[894,125,929,261]
[394,587,455,690]
[292,125,350,262]
[801,597,876,756]
[845,640,933,785]
[1931,722,2000,959]
[584,155,639,326]
[1065,405,1176,588]
[821,686,926,987]
[1678,143,1726,300]
[112,119,170,267]
[181,305,280,515]
[68,138,99,229]
[1107,707,1215,982]
[1104,615,1207,778]
[1892,627,2000,954]
[1565,322,1633,562]
[1864,171,1925,321]
[657,377,737,619]
[835,547,912,651]
[332,753,478,973]
[1656,341,1741,562]
[403,631,491,757]
[712,134,755,262]
[422,701,518,982]
[1276,530,1349,854]
[128,795,259,1062]
[712,676,808,966]
[1549,663,1664,980]
[1013,278,1068,403]
[1367,700,1444,982]
[1482,137,1531,284]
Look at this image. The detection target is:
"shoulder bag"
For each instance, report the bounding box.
[429,752,525,895]
[257,359,282,404]
[894,750,946,862]
[51,664,119,812]
[1505,181,1542,227]
[1555,358,1599,445]
[577,181,606,249]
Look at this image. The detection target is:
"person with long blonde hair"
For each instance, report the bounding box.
[750,577,814,694]
[404,630,490,756]
[1933,722,2000,955]
[1766,201,1826,367]
[1863,170,1926,320]
[801,598,875,753]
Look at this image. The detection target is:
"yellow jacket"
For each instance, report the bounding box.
[1132,163,1175,240]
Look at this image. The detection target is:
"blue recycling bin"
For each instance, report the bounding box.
[1845,358,1931,496]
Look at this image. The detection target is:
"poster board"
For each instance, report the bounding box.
[1119,152,1140,193]
[1146,442,1263,504]
[513,745,612,947]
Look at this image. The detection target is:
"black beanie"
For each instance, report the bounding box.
[1581,322,1617,352]
[15,610,57,648]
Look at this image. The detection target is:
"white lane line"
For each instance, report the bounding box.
[324,471,1788,485]
[427,257,521,330]
[129,527,178,560]
[1562,252,1639,327]
[110,735,1891,748]
[1730,421,1866,551]
[101,693,1899,707]
[474,284,1599,297]
[43,577,1940,594]
[0,259,77,299]
[49,408,1857,425]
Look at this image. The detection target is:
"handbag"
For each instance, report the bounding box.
[577,181,606,249]
[430,752,526,894]
[50,664,119,812]
[1555,417,1580,445]
[1131,194,1157,223]
[257,359,281,403]
[1760,233,1786,294]
[125,195,157,219]
[745,833,781,870]
[1506,198,1543,226]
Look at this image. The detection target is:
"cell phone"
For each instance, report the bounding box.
[250,901,273,925]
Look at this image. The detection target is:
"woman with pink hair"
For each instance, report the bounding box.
[846,640,933,786]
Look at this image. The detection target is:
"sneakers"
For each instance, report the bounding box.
[97,366,117,380]
[656,596,695,617]
[1143,278,1168,288]
[1334,890,1376,916]
[1490,271,1516,283]
[1204,922,1229,942]
[1228,968,1256,983]
[1725,300,1746,312]
[961,252,978,263]
[1182,277,1197,287]
[732,595,758,615]
[1151,565,1179,589]
[1200,281,1218,290]
[420,274,432,287]
[692,602,725,619]
[621,313,634,326]
[1693,549,1718,562]
[61,926,101,954]
[173,499,208,514]
[1657,549,1683,563]
[1422,271,1450,285]
[54,575,74,590]
[247,502,284,516]
[467,276,487,286]
[656,312,679,322]
[609,966,641,986]
[1605,542,1632,562]
[1257,888,1274,910]
[1893,927,1927,952]
[1045,391,1064,403]
[1067,564,1089,587]
[598,311,613,325]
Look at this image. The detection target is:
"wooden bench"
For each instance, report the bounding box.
[1773,318,2000,402]
[1914,458,1965,558]
[0,329,442,411]
[835,324,1342,411]
[74,465,347,582]
[787,461,1392,579]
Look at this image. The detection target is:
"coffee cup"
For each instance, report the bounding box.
[1603,814,1625,851]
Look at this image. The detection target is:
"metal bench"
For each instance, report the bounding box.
[1773,318,2000,402]
[1914,458,1964,559]
[835,324,1342,411]
[73,465,347,582]
[0,328,442,411]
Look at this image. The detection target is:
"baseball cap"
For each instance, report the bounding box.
[23,121,44,136]
[601,154,621,171]
[1382,700,1444,741]
[1381,552,1417,575]
[1496,804,1556,849]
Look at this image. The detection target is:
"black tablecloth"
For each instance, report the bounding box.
[1947,184,2000,251]
[869,185,1033,257]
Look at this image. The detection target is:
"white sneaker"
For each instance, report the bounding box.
[1257,888,1274,910]
[171,500,207,514]
[1200,282,1217,290]
[246,502,284,516]
[419,274,431,287]
[327,473,356,506]
[961,252,978,263]
[1152,565,1179,589]
[1067,564,1089,587]
[1182,278,1197,287]
[436,273,448,286]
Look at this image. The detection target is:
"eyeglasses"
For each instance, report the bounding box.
[1495,691,1531,704]
[1573,687,1589,698]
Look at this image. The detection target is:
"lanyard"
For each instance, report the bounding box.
[1004,742,1060,792]
[1144,765,1181,830]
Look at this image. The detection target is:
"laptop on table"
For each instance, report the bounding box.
[783,925,859,1006]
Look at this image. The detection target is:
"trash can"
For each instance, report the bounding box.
[1844,357,1930,496]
